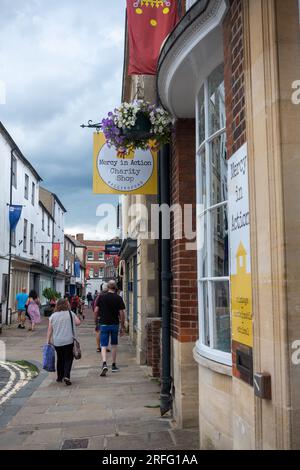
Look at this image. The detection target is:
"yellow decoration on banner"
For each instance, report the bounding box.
[93,132,158,195]
[135,8,143,14]
[163,7,170,14]
[141,0,164,7]
[150,19,157,26]
[231,243,253,347]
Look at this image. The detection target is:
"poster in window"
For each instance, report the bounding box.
[228,143,253,348]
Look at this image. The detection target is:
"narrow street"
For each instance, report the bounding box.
[0,310,199,450]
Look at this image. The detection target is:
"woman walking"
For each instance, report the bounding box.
[46,298,81,386]
[26,290,41,331]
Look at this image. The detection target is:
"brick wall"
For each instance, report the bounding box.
[223,0,246,158]
[223,0,248,382]
[170,119,198,343]
[146,318,162,377]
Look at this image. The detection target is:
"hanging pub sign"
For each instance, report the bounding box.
[52,243,60,268]
[9,204,22,230]
[228,143,253,348]
[93,132,157,195]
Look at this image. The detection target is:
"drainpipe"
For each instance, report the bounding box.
[159,143,172,416]
[6,148,17,325]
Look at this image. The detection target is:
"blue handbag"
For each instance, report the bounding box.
[42,343,56,372]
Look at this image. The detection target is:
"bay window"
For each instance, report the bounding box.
[196,63,231,365]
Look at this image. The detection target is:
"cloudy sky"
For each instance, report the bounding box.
[0,0,125,239]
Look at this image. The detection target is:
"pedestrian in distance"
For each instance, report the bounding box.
[70,295,79,315]
[26,290,41,332]
[87,292,93,309]
[94,280,126,376]
[15,287,28,329]
[46,297,81,386]
[77,297,85,321]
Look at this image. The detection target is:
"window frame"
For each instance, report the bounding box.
[12,156,17,189]
[23,219,28,253]
[30,223,34,255]
[87,251,94,261]
[31,182,35,206]
[195,66,232,367]
[24,174,29,200]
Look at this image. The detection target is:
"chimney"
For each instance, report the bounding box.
[76,233,84,242]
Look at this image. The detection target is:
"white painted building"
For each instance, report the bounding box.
[0,122,42,323]
[0,122,67,325]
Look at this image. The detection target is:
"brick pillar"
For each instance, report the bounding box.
[146,318,162,378]
[170,119,199,428]
[170,119,198,343]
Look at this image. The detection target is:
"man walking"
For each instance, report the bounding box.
[15,287,28,329]
[94,280,125,376]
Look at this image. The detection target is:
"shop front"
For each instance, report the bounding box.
[157,0,300,450]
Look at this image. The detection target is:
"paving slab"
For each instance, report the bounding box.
[0,309,199,450]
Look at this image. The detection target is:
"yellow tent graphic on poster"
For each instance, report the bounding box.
[230,242,253,347]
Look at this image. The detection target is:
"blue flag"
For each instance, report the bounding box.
[74,261,81,278]
[9,205,22,230]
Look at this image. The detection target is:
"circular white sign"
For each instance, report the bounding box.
[97,144,154,192]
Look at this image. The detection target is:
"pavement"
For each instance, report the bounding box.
[0,309,199,450]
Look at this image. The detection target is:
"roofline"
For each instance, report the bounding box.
[40,186,67,213]
[0,121,43,182]
[64,234,77,246]
[66,234,86,248]
[38,200,54,221]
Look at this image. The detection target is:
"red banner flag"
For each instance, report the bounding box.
[52,243,60,268]
[127,0,179,75]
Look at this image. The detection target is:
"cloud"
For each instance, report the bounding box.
[0,0,125,235]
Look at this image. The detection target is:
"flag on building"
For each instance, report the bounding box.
[9,205,22,230]
[52,243,60,268]
[127,0,179,75]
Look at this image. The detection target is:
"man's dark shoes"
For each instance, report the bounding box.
[100,363,108,377]
[64,378,72,386]
[111,364,119,372]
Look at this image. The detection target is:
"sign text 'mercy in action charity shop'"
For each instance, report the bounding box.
[93,132,157,195]
[228,143,253,349]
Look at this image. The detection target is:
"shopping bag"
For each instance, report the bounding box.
[42,343,56,372]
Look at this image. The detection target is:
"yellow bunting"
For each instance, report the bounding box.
[135,8,143,14]
[150,19,157,27]
[163,7,170,14]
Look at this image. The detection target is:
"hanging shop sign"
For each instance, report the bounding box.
[105,243,121,255]
[52,243,60,268]
[228,143,253,348]
[93,132,157,195]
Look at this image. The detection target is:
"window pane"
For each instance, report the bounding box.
[198,147,206,208]
[208,64,225,136]
[198,85,205,145]
[198,213,208,278]
[210,133,227,206]
[212,281,231,353]
[200,281,210,347]
[210,205,229,277]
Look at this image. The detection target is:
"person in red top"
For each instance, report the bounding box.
[70,295,79,315]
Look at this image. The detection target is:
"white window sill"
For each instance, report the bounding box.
[193,341,232,377]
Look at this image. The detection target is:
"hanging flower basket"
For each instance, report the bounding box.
[100,100,173,155]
